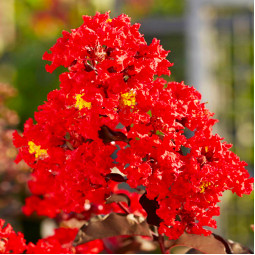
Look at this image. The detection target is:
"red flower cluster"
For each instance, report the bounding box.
[13,12,253,240]
[27,228,103,254]
[0,219,26,253]
[0,219,103,254]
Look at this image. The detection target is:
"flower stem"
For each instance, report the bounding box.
[158,233,166,254]
[117,201,130,214]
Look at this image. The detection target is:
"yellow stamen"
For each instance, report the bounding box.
[200,181,211,193]
[75,94,91,110]
[120,90,136,108]
[106,18,112,23]
[28,141,48,159]
[205,146,209,153]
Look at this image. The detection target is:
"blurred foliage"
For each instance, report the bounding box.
[214,7,254,164]
[145,34,185,83]
[213,7,254,249]
[2,0,81,128]
[75,0,185,19]
[122,0,185,19]
[133,0,185,17]
[0,83,30,232]
[219,191,254,249]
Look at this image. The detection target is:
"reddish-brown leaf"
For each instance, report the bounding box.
[98,125,130,144]
[165,232,227,254]
[105,173,127,182]
[106,193,131,206]
[73,213,152,246]
[139,192,162,226]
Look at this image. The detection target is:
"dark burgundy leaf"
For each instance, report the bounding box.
[98,125,130,144]
[106,193,131,207]
[115,239,141,254]
[84,64,94,72]
[73,213,152,246]
[213,233,253,254]
[186,248,203,254]
[107,66,117,73]
[213,233,233,254]
[69,59,77,67]
[165,232,227,254]
[139,193,162,226]
[115,236,157,253]
[228,240,253,254]
[106,173,127,182]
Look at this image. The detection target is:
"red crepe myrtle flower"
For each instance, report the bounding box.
[0,219,27,254]
[26,227,103,254]
[14,12,253,240]
[0,218,103,254]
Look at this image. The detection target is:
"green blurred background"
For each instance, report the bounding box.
[0,0,253,251]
